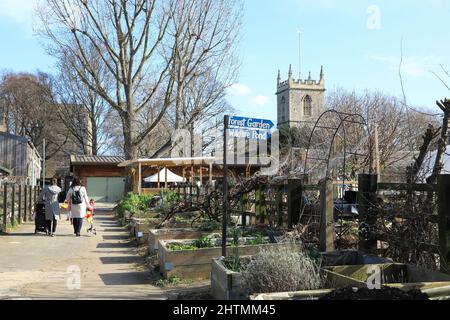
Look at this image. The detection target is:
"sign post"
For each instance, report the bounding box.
[221,115,274,257]
[222,115,229,257]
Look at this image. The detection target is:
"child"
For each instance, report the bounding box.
[86,199,96,235]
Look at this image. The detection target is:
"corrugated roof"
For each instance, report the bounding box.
[118,157,217,168]
[70,155,125,165]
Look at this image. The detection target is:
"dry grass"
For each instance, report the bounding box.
[241,245,324,295]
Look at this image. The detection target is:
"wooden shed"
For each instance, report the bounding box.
[70,155,126,203]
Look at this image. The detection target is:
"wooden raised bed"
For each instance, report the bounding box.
[250,263,450,300]
[159,240,302,280]
[211,257,246,300]
[131,218,161,245]
[148,228,215,254]
[211,259,363,301]
[131,217,210,246]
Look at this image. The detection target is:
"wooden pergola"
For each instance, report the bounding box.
[118,157,217,195]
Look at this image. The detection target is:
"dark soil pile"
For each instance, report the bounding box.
[319,286,429,300]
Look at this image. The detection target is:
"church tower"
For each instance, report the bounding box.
[276,65,326,128]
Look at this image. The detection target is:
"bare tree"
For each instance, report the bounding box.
[0,71,70,160]
[37,0,243,190]
[53,50,115,156]
[326,89,439,177]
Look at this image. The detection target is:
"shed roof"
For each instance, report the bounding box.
[70,155,126,166]
[118,157,217,168]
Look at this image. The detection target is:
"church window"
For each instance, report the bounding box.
[303,95,312,117]
[281,96,286,122]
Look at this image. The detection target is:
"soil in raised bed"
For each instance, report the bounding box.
[319,286,429,301]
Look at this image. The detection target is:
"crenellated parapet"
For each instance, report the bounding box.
[277,65,325,93]
[276,64,326,129]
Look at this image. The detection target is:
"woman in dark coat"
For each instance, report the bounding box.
[38,178,62,237]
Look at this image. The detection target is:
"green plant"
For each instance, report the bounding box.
[168,236,216,251]
[155,276,185,287]
[246,234,268,246]
[162,190,182,206]
[192,236,215,249]
[168,243,198,251]
[224,256,242,272]
[198,220,221,232]
[231,228,242,246]
[116,193,155,217]
[241,245,324,294]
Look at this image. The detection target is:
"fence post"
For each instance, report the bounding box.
[24,186,28,222]
[320,179,335,252]
[276,186,284,227]
[34,186,37,210]
[287,179,303,229]
[241,193,248,227]
[28,185,32,221]
[2,184,7,232]
[358,174,378,253]
[255,187,262,223]
[18,185,22,224]
[11,184,15,227]
[438,174,450,273]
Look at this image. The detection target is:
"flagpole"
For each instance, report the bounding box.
[298,30,303,80]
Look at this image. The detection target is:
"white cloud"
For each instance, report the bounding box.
[251,95,270,107]
[228,83,251,96]
[0,0,38,36]
[369,54,436,78]
[0,0,37,23]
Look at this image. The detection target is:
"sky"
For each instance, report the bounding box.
[1,0,449,124]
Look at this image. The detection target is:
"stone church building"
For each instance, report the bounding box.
[276,65,325,128]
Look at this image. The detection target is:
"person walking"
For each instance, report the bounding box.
[38,178,62,237]
[66,178,90,237]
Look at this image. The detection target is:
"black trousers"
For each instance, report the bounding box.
[72,218,83,234]
[46,219,57,233]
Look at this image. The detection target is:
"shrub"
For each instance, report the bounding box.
[116,193,154,217]
[241,245,324,295]
[198,220,221,232]
[162,190,182,205]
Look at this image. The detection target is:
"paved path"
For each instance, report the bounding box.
[0,206,170,300]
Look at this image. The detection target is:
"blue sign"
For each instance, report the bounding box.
[228,116,274,141]
[229,116,274,130]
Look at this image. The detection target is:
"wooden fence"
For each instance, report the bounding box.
[0,183,40,233]
[358,174,450,273]
[167,174,449,274]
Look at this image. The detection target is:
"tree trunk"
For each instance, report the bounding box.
[91,118,98,156]
[122,111,138,193]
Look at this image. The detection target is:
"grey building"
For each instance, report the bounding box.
[0,131,41,186]
[276,65,326,128]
